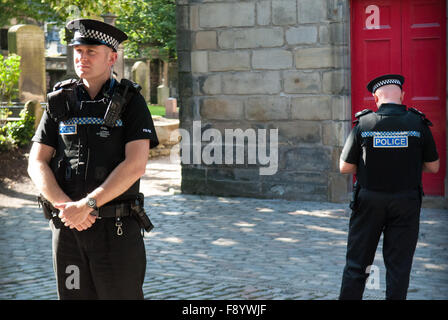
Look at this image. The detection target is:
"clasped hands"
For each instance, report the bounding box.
[54,198,97,231]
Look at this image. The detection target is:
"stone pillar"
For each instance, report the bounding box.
[63,45,75,77]
[8,24,46,102]
[131,61,150,101]
[115,45,125,81]
[101,14,125,81]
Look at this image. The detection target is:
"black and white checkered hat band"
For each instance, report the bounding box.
[372,79,402,92]
[74,29,120,51]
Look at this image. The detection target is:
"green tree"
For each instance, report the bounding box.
[0,0,60,26]
[0,0,177,60]
[116,0,176,60]
[0,0,119,26]
[44,0,120,23]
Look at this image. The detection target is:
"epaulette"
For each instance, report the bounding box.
[53,79,77,91]
[353,108,373,124]
[120,78,142,93]
[408,107,433,127]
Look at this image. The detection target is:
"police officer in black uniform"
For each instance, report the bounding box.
[338,74,439,300]
[28,19,159,299]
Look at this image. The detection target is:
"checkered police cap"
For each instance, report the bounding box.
[367,74,405,93]
[66,19,127,52]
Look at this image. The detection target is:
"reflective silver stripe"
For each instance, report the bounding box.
[361,131,420,138]
[61,117,123,126]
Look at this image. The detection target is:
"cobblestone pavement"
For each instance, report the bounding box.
[0,157,447,300]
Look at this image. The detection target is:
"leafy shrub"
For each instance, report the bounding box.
[0,108,35,151]
[0,131,15,152]
[0,124,14,152]
[0,54,21,105]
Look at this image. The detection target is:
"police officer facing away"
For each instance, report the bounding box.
[338,74,439,300]
[28,19,158,299]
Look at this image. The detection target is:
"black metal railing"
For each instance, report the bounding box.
[0,102,46,125]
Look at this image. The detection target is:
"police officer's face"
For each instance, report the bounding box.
[73,45,117,82]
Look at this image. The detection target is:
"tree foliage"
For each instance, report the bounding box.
[116,0,176,60]
[0,53,21,105]
[0,0,60,26]
[0,0,176,60]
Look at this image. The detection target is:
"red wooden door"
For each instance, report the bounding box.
[351,0,446,196]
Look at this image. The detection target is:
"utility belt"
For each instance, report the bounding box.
[349,183,423,211]
[37,193,154,235]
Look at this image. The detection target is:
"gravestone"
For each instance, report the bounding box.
[165,97,178,118]
[8,25,46,102]
[131,61,149,101]
[24,100,43,129]
[157,61,170,106]
[157,83,170,106]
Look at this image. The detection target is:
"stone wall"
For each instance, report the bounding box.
[177,0,352,202]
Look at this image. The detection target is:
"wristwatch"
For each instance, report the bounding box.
[86,197,99,216]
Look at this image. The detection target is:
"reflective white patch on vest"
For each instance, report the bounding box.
[59,123,77,135]
[96,126,110,138]
[373,135,408,148]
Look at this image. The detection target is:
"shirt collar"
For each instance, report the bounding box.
[77,78,115,100]
[377,103,407,115]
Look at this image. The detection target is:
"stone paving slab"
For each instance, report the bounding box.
[0,157,447,300]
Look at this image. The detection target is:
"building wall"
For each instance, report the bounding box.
[177,0,447,203]
[177,0,352,202]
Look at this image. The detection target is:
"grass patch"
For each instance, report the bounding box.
[148,104,166,117]
[148,104,179,117]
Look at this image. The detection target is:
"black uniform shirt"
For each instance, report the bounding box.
[32,78,159,149]
[341,103,438,192]
[32,78,159,200]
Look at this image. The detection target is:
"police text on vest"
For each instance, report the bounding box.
[374,136,408,148]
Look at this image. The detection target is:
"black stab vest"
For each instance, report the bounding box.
[48,79,140,202]
[355,105,429,192]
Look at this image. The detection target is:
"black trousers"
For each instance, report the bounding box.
[339,188,421,300]
[50,216,146,299]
